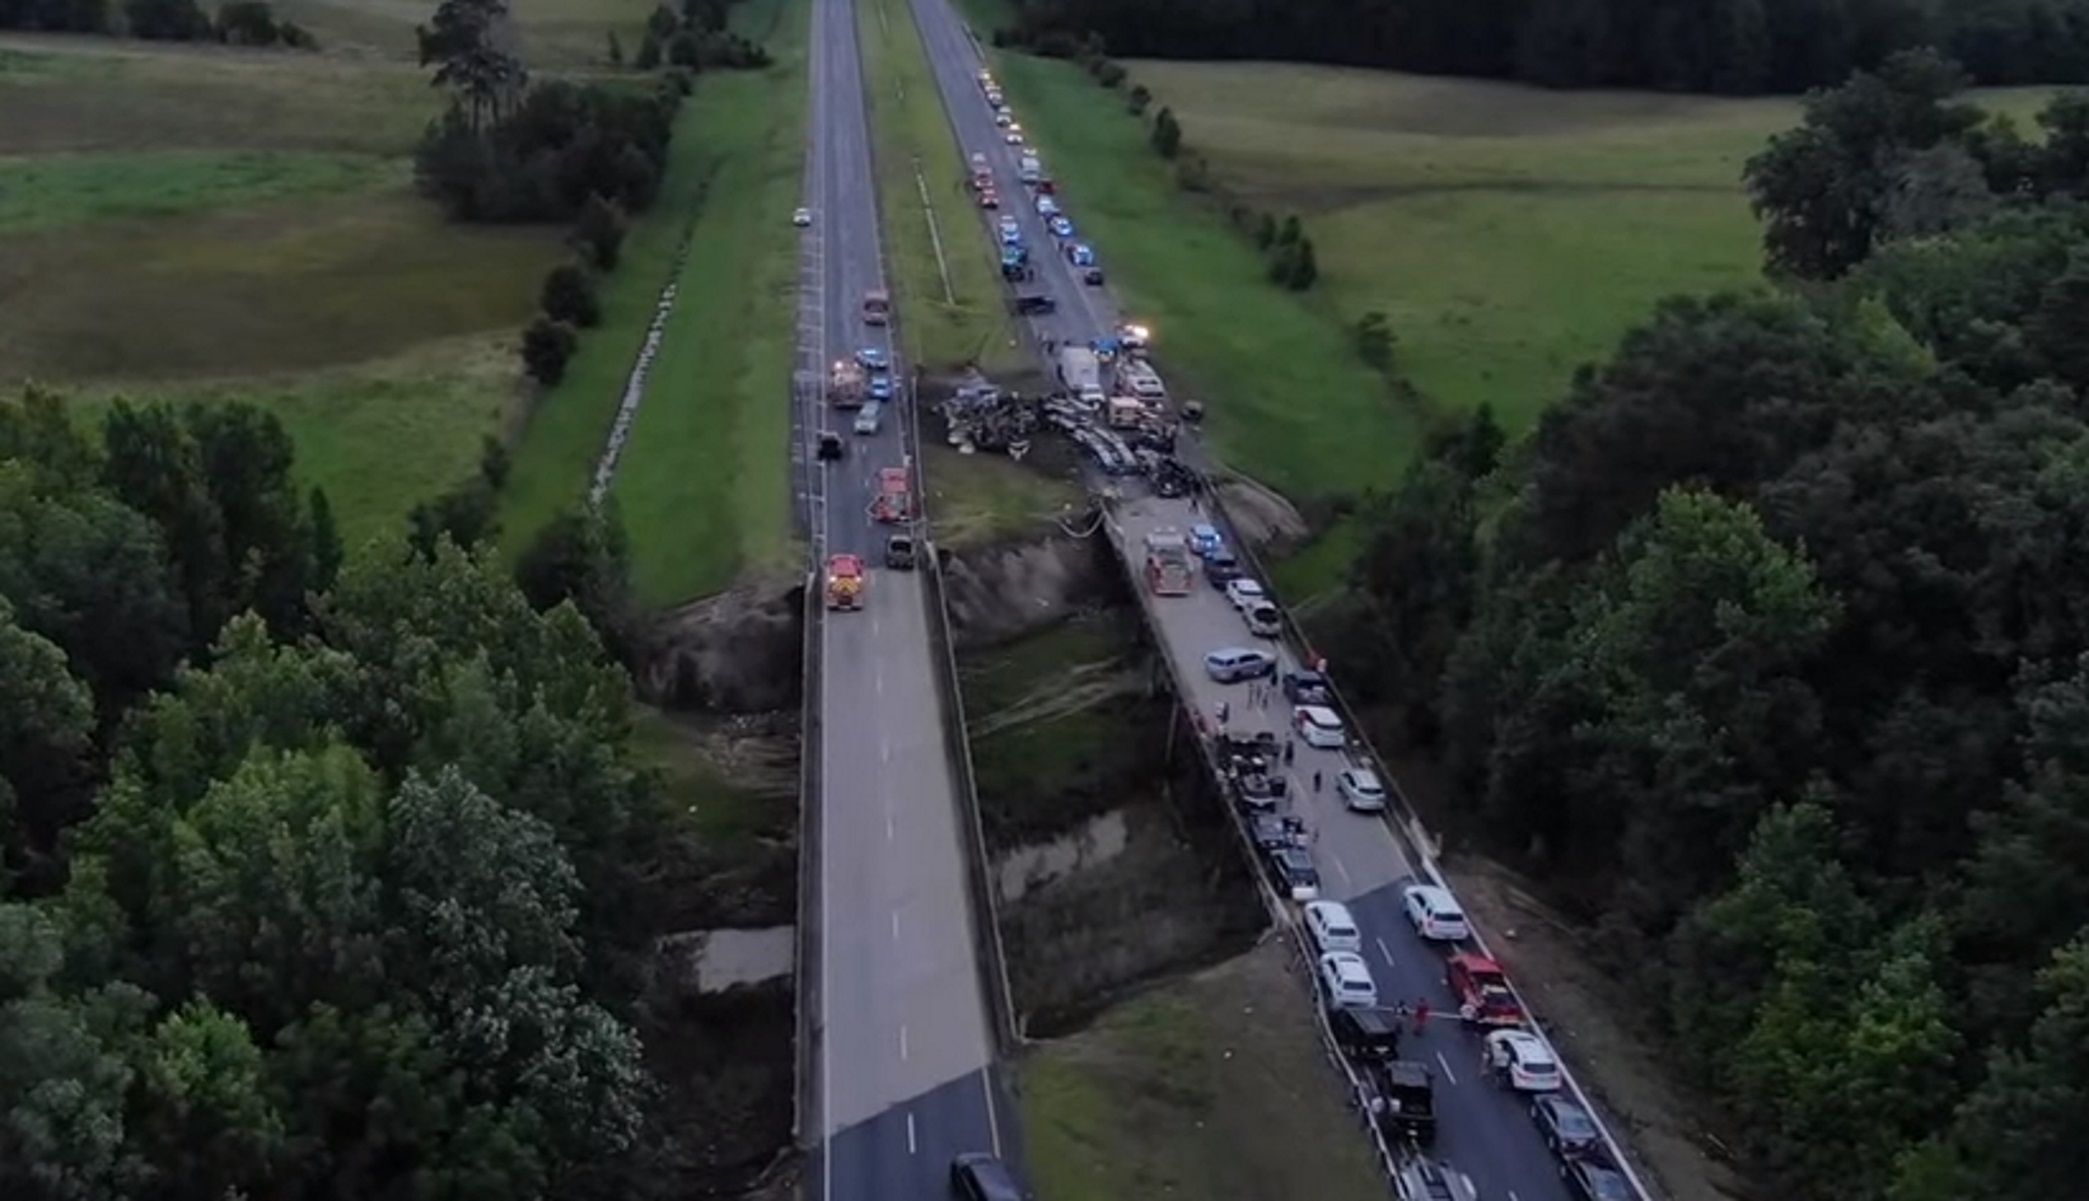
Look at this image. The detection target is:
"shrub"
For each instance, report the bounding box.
[522,315,580,385]
[541,262,603,328]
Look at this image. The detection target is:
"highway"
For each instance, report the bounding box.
[796,0,1012,1194]
[898,0,1646,1198]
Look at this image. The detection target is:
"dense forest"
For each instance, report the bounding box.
[1319,51,2089,1201]
[998,0,2089,92]
[0,390,754,1199]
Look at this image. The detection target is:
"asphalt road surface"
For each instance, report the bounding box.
[798,0,1012,1195]
[901,1,1639,1198]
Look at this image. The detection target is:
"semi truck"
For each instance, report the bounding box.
[1057,346,1105,406]
[1143,527,1193,596]
[825,554,864,611]
[829,360,866,409]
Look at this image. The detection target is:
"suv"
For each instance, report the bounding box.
[1364,1059,1436,1144]
[951,1153,1024,1201]
[884,535,917,571]
[1012,294,1056,315]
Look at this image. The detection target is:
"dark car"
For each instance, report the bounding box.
[1205,550,1242,586]
[1282,669,1331,705]
[1250,812,1306,851]
[816,432,843,461]
[1330,1006,1403,1062]
[1532,1094,1601,1155]
[1012,293,1056,315]
[1560,1154,1632,1201]
[885,535,917,571]
[1082,266,1105,285]
[1364,1059,1436,1143]
[951,1153,1024,1201]
[1264,844,1320,900]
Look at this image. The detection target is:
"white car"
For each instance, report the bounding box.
[1403,883,1470,941]
[792,207,812,227]
[1338,767,1387,813]
[1484,1029,1561,1092]
[1303,900,1361,954]
[995,110,1012,127]
[1244,602,1281,639]
[1293,704,1347,750]
[1317,950,1379,1009]
[1224,579,1267,611]
[1004,130,1023,145]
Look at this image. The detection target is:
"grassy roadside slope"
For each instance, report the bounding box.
[610,0,807,605]
[499,0,805,605]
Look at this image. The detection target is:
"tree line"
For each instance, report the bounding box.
[0,0,314,47]
[0,383,742,1198]
[1314,52,2089,1201]
[996,0,2089,94]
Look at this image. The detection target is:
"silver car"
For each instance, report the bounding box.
[1203,646,1276,683]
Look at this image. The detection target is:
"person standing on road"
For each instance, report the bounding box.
[1413,999,1431,1033]
[1283,740,1295,766]
[1216,700,1230,727]
[1312,769,1323,793]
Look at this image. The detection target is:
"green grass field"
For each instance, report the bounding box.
[499,0,805,606]
[0,31,564,541]
[1021,942,1386,1201]
[860,0,1027,372]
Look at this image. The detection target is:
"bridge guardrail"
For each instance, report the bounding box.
[1187,476,1661,1201]
[794,570,824,1149]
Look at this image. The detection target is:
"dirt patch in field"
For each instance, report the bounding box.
[1016,938,1385,1201]
[1440,854,1755,1201]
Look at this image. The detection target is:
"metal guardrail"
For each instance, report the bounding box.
[1187,478,1662,1201]
[793,570,825,1149]
[917,541,1023,1051]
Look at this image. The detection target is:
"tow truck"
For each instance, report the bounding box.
[872,466,913,524]
[1447,951,1526,1027]
[825,554,864,611]
[1143,527,1193,596]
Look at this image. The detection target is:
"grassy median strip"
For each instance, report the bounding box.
[500,0,805,606]
[860,0,1025,372]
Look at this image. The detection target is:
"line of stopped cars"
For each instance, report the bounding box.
[1171,523,1628,1201]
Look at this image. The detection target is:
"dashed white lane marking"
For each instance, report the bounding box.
[892,910,901,941]
[899,1025,909,1061]
[1438,1051,1460,1085]
[907,1111,918,1154]
[1375,937,1396,970]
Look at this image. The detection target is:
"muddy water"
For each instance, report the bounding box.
[996,808,1131,901]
